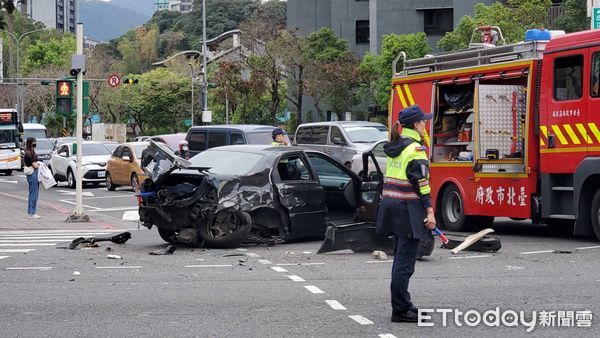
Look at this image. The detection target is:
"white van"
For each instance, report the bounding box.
[22,123,47,140]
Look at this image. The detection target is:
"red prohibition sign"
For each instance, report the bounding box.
[107,74,121,88]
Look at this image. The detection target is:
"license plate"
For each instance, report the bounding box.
[97,171,106,178]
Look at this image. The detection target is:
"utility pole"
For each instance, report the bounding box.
[202,0,208,113]
[67,22,89,223]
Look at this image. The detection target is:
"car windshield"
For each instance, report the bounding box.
[24,129,47,140]
[343,126,388,143]
[36,139,55,151]
[245,131,274,144]
[134,144,148,158]
[81,143,111,156]
[189,150,265,175]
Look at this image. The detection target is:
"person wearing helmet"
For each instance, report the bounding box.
[271,128,289,146]
[175,140,190,160]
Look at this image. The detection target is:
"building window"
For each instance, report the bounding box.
[554,55,583,101]
[355,20,369,45]
[423,9,453,35]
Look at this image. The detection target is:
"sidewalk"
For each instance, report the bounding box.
[0,191,129,231]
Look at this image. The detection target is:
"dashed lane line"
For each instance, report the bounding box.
[0,249,36,253]
[275,262,325,266]
[448,255,493,260]
[0,256,9,260]
[0,243,56,247]
[184,264,233,268]
[246,253,260,258]
[576,245,600,250]
[286,275,305,282]
[519,250,555,255]
[95,266,142,269]
[258,259,272,265]
[270,266,288,273]
[0,230,114,235]
[325,300,347,310]
[6,267,52,270]
[348,315,373,325]
[366,260,393,264]
[304,285,325,294]
[88,207,140,212]
[378,334,398,338]
[0,236,99,240]
[0,239,71,243]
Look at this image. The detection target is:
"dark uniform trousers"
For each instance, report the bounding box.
[391,234,419,312]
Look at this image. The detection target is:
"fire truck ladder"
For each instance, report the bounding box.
[393,40,547,77]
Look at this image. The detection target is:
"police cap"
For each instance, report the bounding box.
[398,105,433,126]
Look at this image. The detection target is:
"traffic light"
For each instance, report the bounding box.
[56,80,74,116]
[123,77,139,85]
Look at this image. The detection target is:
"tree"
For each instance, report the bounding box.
[22,34,76,74]
[1,0,17,76]
[360,33,431,113]
[555,0,588,33]
[437,0,553,51]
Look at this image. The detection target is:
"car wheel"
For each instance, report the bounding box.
[157,228,177,244]
[131,173,139,192]
[198,210,252,248]
[106,172,116,191]
[440,185,473,232]
[591,190,600,241]
[67,169,76,189]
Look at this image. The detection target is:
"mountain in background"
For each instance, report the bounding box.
[81,0,155,41]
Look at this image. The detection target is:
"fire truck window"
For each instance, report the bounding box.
[591,53,600,97]
[554,55,583,101]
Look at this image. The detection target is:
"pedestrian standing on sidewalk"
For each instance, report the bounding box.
[376,105,435,323]
[24,137,41,219]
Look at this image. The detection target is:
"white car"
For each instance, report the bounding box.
[48,141,112,188]
[350,139,387,176]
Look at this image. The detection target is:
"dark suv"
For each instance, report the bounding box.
[185,125,279,157]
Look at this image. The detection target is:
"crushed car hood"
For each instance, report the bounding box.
[141,140,192,183]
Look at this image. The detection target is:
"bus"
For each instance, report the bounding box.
[0,109,23,175]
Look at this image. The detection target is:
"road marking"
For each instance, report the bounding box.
[271,266,288,273]
[122,211,139,222]
[58,199,101,210]
[448,255,492,260]
[0,179,18,184]
[520,250,554,255]
[246,253,260,258]
[576,245,600,250]
[82,195,135,200]
[88,207,140,212]
[325,300,347,310]
[0,236,91,240]
[379,334,398,338]
[258,259,272,265]
[6,267,52,270]
[0,239,70,243]
[349,315,374,325]
[0,256,9,260]
[0,243,56,246]
[184,264,232,268]
[0,230,114,235]
[366,260,393,263]
[95,266,142,269]
[304,285,324,294]
[275,262,325,266]
[57,190,94,197]
[286,275,305,282]
[0,232,111,237]
[0,249,35,253]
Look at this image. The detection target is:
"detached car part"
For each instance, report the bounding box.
[68,232,132,250]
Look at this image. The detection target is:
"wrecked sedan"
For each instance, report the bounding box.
[138,141,384,248]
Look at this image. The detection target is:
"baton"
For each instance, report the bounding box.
[432,227,449,244]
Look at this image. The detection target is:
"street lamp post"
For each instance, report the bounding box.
[0,27,49,122]
[202,0,208,113]
[189,63,194,126]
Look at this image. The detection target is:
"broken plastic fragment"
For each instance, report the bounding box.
[371,250,388,260]
[149,245,177,255]
[107,254,122,260]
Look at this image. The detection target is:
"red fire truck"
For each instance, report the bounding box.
[390,26,600,240]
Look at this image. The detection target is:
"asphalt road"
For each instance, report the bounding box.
[1,172,599,337]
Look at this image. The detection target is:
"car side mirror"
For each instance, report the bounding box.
[59,152,68,157]
[122,156,132,162]
[333,137,345,145]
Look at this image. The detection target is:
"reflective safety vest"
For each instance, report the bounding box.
[271,141,282,146]
[383,128,431,201]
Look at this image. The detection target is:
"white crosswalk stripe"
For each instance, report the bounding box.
[0,229,129,262]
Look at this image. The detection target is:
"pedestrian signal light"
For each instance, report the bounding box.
[57,80,73,97]
[123,77,139,85]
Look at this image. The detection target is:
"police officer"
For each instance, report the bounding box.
[376,105,435,323]
[271,128,289,146]
[175,140,190,160]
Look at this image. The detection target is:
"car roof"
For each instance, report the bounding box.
[124,141,150,146]
[203,144,300,154]
[188,124,278,132]
[297,121,386,128]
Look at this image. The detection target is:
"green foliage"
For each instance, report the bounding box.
[22,34,75,74]
[437,0,553,51]
[287,111,298,135]
[306,28,350,62]
[360,33,431,112]
[555,0,588,33]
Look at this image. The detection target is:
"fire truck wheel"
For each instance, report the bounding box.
[590,190,600,241]
[440,185,472,232]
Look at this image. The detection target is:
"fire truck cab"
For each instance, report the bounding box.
[390,27,600,240]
